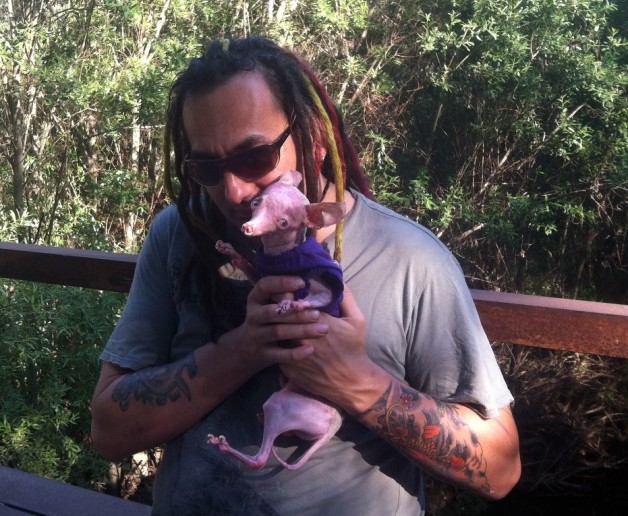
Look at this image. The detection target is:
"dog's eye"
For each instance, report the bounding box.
[278,219,288,228]
[251,197,262,208]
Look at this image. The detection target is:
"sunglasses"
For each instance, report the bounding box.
[184,127,291,187]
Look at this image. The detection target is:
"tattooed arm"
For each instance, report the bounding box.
[91,275,327,461]
[91,340,260,461]
[354,378,520,499]
[281,288,521,500]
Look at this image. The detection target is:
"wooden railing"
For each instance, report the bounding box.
[1,242,626,358]
[0,465,150,515]
[0,241,627,514]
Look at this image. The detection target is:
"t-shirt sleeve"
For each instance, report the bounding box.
[407,253,513,418]
[99,207,180,371]
[339,193,513,420]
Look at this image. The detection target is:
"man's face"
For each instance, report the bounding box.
[182,70,298,228]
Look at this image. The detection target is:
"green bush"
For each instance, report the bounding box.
[0,281,126,488]
[0,0,626,509]
[380,0,628,301]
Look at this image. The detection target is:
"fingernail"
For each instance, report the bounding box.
[307,309,320,319]
[316,323,329,335]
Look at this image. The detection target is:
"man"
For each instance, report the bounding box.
[91,36,520,515]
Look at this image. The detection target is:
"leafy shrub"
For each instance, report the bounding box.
[383,0,628,301]
[1,1,626,511]
[0,280,126,488]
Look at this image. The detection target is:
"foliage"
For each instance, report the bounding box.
[374,0,628,301]
[502,348,628,493]
[489,347,628,515]
[0,0,190,251]
[0,281,126,487]
[1,0,625,289]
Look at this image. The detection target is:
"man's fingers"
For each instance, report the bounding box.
[269,344,315,364]
[249,275,305,303]
[258,320,329,343]
[250,303,322,326]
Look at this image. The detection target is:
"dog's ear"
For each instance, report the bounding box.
[304,202,346,229]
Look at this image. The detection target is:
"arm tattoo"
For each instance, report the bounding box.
[360,381,491,494]
[112,353,198,411]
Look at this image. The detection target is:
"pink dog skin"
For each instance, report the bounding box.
[209,170,345,469]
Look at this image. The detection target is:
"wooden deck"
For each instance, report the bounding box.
[0,466,150,515]
[1,241,627,513]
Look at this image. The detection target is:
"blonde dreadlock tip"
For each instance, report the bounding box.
[303,74,346,262]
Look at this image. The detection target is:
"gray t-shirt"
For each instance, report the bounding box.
[100,192,513,516]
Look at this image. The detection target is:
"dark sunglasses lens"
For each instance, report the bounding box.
[185,128,288,186]
[230,147,278,180]
[186,161,222,187]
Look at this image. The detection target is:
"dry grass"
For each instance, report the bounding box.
[499,345,628,494]
[427,344,628,515]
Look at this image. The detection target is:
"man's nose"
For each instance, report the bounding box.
[222,171,258,204]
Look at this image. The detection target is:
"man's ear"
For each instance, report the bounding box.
[315,141,327,173]
[305,202,346,229]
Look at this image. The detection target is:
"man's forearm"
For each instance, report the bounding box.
[91,342,257,461]
[355,379,520,499]
[110,353,198,411]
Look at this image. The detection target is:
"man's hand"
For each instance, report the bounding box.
[219,275,330,370]
[278,287,382,412]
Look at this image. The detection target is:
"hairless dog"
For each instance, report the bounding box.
[208,170,345,469]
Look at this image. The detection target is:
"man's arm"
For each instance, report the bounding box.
[91,276,326,461]
[354,377,520,499]
[281,288,521,499]
[91,341,256,461]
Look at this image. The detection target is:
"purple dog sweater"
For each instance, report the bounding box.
[254,237,344,316]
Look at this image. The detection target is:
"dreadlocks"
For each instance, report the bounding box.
[162,36,372,335]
